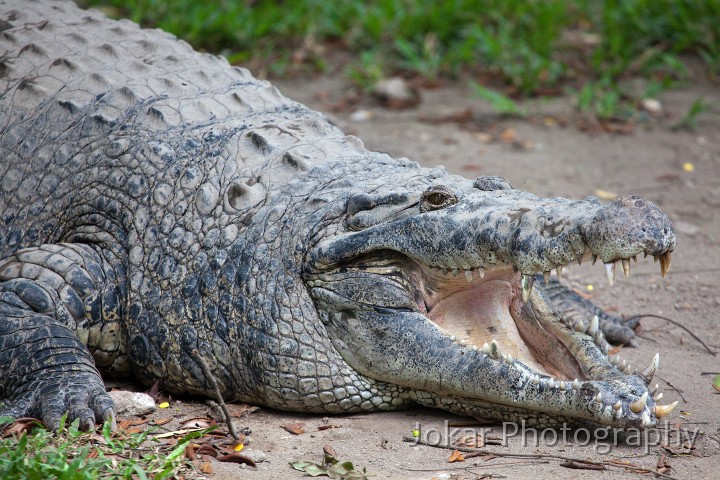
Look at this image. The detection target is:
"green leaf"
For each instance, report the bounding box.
[290,461,329,476]
[713,374,720,392]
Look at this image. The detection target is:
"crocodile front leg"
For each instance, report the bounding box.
[0,243,128,430]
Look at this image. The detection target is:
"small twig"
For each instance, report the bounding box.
[193,349,240,441]
[700,372,720,376]
[402,437,683,480]
[624,314,717,356]
[656,374,688,403]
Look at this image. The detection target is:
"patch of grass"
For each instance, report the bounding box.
[79,0,720,119]
[0,416,211,480]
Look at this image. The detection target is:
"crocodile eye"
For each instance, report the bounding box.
[421,186,457,212]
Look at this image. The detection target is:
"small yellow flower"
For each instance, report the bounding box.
[158,401,170,409]
[682,162,695,172]
[586,284,594,292]
[234,443,245,452]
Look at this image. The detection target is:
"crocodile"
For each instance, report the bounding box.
[0,0,678,432]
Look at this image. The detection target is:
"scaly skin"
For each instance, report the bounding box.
[0,0,677,431]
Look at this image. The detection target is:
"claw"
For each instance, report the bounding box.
[654,401,678,418]
[629,392,648,413]
[641,353,659,383]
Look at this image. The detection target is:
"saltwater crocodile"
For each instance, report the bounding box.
[0,0,678,432]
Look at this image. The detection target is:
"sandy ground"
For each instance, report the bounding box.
[140,71,719,479]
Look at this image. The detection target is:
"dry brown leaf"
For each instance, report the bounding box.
[124,427,145,435]
[499,128,517,143]
[2,418,44,438]
[155,427,206,439]
[196,444,219,457]
[179,417,216,429]
[217,453,257,467]
[153,418,173,426]
[282,422,305,435]
[448,449,465,463]
[323,444,337,458]
[454,434,485,448]
[199,462,214,474]
[185,444,197,461]
[226,404,259,418]
[317,425,340,431]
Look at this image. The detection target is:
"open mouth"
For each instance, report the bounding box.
[309,248,677,427]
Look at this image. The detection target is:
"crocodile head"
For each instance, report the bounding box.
[306,166,676,429]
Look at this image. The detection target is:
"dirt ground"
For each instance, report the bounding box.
[149,71,720,479]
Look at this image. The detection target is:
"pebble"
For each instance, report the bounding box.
[244,449,267,463]
[108,391,157,416]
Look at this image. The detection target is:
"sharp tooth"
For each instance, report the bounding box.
[490,339,500,358]
[620,359,627,370]
[450,335,456,342]
[521,274,534,303]
[613,400,622,411]
[559,381,566,391]
[629,392,648,413]
[603,405,613,417]
[614,408,623,419]
[594,331,604,343]
[641,353,659,383]
[605,262,615,286]
[477,268,484,279]
[575,251,583,265]
[481,342,491,355]
[587,315,599,335]
[632,255,638,263]
[574,320,585,332]
[654,401,678,418]
[452,269,460,276]
[611,354,620,365]
[532,375,540,384]
[641,411,652,427]
[556,265,563,279]
[595,392,602,403]
[654,254,659,263]
[459,339,467,346]
[572,379,580,390]
[543,271,551,284]
[621,258,630,277]
[465,270,473,281]
[547,379,556,388]
[659,251,672,277]
[624,364,633,374]
[650,383,659,394]
[654,392,663,401]
[505,353,514,365]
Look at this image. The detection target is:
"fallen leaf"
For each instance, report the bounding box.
[158,402,170,409]
[713,374,720,392]
[179,417,216,429]
[153,418,173,426]
[196,445,218,457]
[199,462,214,474]
[448,449,465,463]
[217,453,256,467]
[499,128,516,143]
[323,444,337,459]
[282,422,305,435]
[1,418,44,438]
[454,434,485,448]
[317,424,340,431]
[226,404,259,418]
[154,427,206,439]
[124,427,144,435]
[234,443,244,452]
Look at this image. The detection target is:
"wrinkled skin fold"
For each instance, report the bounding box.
[0,0,676,432]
